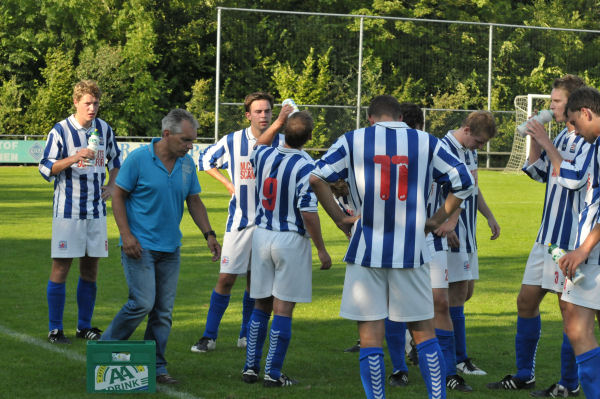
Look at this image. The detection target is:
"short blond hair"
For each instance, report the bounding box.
[462,110,497,139]
[73,80,101,101]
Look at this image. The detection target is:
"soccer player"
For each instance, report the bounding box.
[241,110,331,387]
[427,111,498,390]
[557,86,600,399]
[487,75,588,397]
[39,79,121,344]
[310,95,475,399]
[191,92,286,353]
[431,111,499,378]
[101,109,221,384]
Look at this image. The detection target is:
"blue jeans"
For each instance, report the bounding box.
[101,248,180,375]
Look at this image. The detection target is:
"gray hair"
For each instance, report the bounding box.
[162,109,199,134]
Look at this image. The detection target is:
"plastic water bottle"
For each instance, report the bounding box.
[282,98,299,116]
[548,244,584,284]
[517,110,554,137]
[85,129,100,166]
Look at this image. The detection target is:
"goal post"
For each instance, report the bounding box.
[503,94,554,173]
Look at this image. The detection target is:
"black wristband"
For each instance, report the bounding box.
[203,230,216,240]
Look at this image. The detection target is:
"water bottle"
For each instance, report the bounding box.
[282,98,300,116]
[548,244,584,284]
[517,110,554,137]
[85,129,100,166]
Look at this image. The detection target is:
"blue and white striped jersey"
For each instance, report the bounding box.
[39,115,121,219]
[426,176,449,252]
[440,132,479,254]
[311,121,474,269]
[198,128,285,232]
[525,128,592,250]
[251,145,317,235]
[572,138,600,264]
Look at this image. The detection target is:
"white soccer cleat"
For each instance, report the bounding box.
[237,336,247,348]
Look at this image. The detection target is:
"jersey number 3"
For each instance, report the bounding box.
[373,155,408,201]
[262,177,278,211]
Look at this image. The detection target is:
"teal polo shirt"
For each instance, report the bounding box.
[116,138,201,252]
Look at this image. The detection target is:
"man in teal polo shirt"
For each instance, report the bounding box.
[101,109,221,384]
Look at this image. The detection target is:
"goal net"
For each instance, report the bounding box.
[503,94,561,173]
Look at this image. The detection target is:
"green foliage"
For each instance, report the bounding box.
[186,78,216,138]
[25,48,76,137]
[0,76,24,135]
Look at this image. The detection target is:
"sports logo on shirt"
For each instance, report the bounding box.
[59,240,67,249]
[240,161,255,180]
[463,261,470,271]
[221,256,230,265]
[570,143,577,153]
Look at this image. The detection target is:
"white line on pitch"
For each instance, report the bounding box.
[0,324,203,399]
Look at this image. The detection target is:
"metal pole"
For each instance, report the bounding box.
[356,17,364,130]
[214,8,222,143]
[486,24,493,169]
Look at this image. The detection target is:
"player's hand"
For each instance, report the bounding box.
[72,148,95,165]
[525,120,552,148]
[122,232,142,259]
[488,216,500,240]
[277,104,295,122]
[318,249,332,270]
[433,220,456,238]
[447,231,460,248]
[337,215,359,239]
[558,248,586,279]
[206,236,221,262]
[101,184,115,200]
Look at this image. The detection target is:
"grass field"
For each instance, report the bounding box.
[0,166,598,398]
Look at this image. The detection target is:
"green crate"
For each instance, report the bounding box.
[86,340,156,393]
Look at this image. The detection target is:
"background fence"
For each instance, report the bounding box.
[214,7,600,168]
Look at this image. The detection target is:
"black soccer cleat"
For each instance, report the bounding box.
[48,329,71,344]
[487,374,535,390]
[76,327,102,340]
[263,373,298,387]
[447,374,473,392]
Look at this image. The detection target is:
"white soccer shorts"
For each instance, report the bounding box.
[561,263,600,310]
[51,217,108,258]
[219,225,255,274]
[249,227,312,303]
[447,250,478,283]
[428,240,449,289]
[339,263,434,323]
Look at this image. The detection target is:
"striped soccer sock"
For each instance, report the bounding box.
[264,315,291,379]
[359,347,385,399]
[244,309,270,371]
[417,338,446,399]
[203,289,230,340]
[76,277,97,330]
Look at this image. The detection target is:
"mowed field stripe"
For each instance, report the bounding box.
[0,324,204,399]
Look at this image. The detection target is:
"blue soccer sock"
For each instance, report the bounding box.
[359,347,385,399]
[450,306,467,363]
[264,315,292,379]
[202,289,230,340]
[239,290,255,339]
[559,333,578,391]
[47,281,66,331]
[514,315,541,381]
[417,338,446,399]
[436,328,457,377]
[385,318,408,373]
[576,346,600,399]
[76,277,97,330]
[244,309,270,371]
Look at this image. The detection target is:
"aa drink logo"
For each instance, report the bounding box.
[95,365,149,391]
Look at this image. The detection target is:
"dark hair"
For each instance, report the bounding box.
[367,95,401,120]
[565,86,600,116]
[462,110,497,139]
[284,111,313,148]
[553,74,586,97]
[399,102,424,130]
[244,92,274,112]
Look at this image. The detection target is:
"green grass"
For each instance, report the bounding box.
[0,167,597,398]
